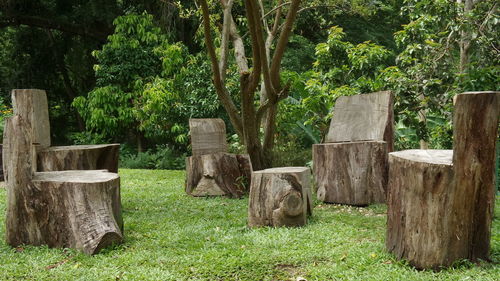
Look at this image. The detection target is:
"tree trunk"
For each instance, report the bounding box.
[185,153,252,198]
[37,144,120,173]
[386,91,500,269]
[313,141,388,206]
[449,91,499,262]
[248,167,312,227]
[3,115,123,255]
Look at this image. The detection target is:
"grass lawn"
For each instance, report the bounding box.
[0,169,499,280]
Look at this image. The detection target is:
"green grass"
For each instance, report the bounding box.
[0,169,499,280]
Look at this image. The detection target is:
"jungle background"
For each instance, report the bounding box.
[0,0,498,171]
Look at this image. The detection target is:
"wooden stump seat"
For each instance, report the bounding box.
[11,89,119,173]
[3,116,123,255]
[386,91,500,269]
[248,167,312,227]
[313,91,394,205]
[185,118,252,198]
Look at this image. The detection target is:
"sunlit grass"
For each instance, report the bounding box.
[0,169,498,280]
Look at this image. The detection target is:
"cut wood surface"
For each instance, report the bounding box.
[325,91,394,151]
[189,118,228,156]
[248,167,312,227]
[386,91,500,269]
[3,115,123,255]
[185,153,252,198]
[11,89,51,148]
[37,144,120,173]
[313,141,388,205]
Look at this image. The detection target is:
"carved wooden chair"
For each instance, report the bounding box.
[3,115,123,254]
[313,91,394,205]
[12,89,119,173]
[185,118,252,198]
[386,91,499,269]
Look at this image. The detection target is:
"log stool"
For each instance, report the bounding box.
[313,91,394,205]
[386,91,500,269]
[11,89,119,173]
[248,167,312,227]
[185,118,252,198]
[3,116,123,255]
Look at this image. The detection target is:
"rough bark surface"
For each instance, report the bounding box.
[313,141,388,206]
[3,116,123,255]
[325,91,394,151]
[449,91,500,263]
[11,89,51,148]
[185,153,252,198]
[386,149,454,269]
[248,167,312,227]
[37,144,120,173]
[189,118,228,156]
[386,91,500,269]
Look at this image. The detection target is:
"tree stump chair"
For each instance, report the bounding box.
[248,167,313,227]
[313,91,394,205]
[185,118,252,198]
[3,115,123,255]
[386,91,500,270]
[11,89,119,173]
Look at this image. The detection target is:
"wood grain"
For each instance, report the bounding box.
[248,167,312,227]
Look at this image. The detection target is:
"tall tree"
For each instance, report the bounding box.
[198,0,302,170]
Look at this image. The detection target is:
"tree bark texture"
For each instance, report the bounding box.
[11,89,51,148]
[386,149,454,269]
[248,167,312,227]
[325,91,394,152]
[189,118,228,156]
[3,115,123,255]
[386,91,500,269]
[185,153,252,198]
[313,141,388,206]
[37,144,119,173]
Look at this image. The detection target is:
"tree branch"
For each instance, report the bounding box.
[198,0,243,136]
[0,15,110,42]
[270,0,301,90]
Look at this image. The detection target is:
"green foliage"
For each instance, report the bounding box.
[293,26,393,141]
[0,170,499,280]
[74,13,224,152]
[119,145,186,170]
[0,97,13,142]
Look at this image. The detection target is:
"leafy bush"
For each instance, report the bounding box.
[120,145,185,170]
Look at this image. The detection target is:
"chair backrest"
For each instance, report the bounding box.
[2,115,36,185]
[189,118,228,156]
[325,91,394,151]
[451,91,499,258]
[11,89,51,148]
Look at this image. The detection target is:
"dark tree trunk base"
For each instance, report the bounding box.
[185,153,252,198]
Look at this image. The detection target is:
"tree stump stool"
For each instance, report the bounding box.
[386,91,500,269]
[185,118,252,198]
[313,91,394,206]
[11,89,119,173]
[248,167,312,228]
[3,115,123,255]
